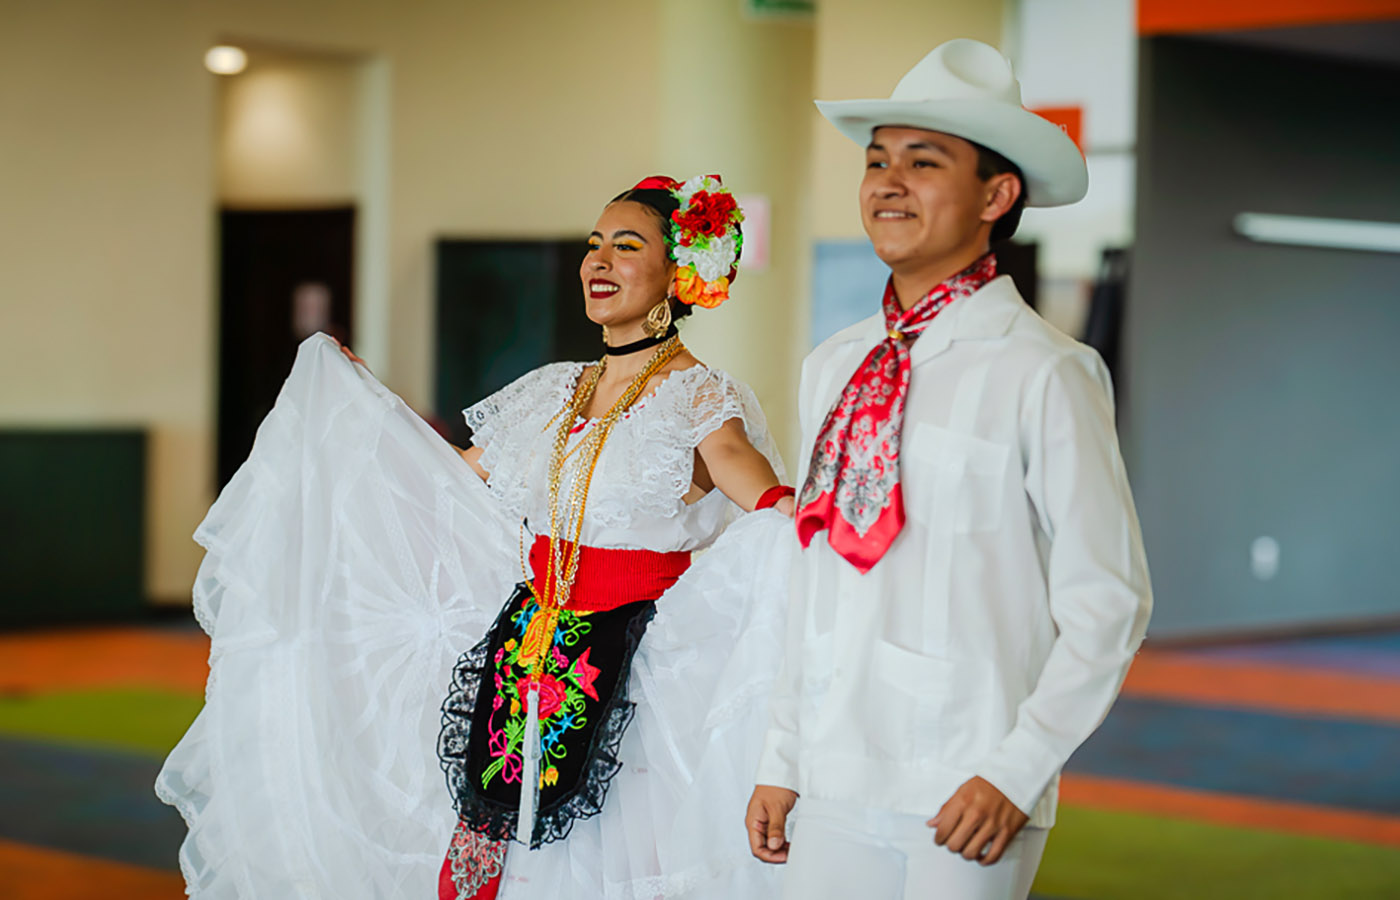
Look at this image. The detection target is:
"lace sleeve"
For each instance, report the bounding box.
[681,368,786,482]
[460,362,583,518]
[582,366,785,531]
[462,363,576,450]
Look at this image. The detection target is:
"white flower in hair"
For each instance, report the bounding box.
[677,234,737,282]
[674,174,722,205]
[667,174,745,308]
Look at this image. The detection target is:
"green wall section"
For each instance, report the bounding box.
[0,430,146,625]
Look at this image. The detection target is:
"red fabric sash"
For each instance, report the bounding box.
[528,536,691,611]
[795,253,997,573]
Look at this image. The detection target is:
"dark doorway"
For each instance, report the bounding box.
[434,240,596,447]
[218,208,355,488]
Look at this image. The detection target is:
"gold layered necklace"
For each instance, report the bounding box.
[520,335,684,675]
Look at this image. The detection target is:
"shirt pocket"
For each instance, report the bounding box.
[868,639,957,758]
[906,422,1010,534]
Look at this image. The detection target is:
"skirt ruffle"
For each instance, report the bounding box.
[156,334,792,899]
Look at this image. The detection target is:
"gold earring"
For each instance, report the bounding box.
[602,324,612,345]
[643,299,672,339]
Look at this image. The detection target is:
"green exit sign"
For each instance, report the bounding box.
[745,0,815,18]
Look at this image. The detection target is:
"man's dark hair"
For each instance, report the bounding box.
[972,143,1026,244]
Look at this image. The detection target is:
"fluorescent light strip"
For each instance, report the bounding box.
[1233,213,1400,254]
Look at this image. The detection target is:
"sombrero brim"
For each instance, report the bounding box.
[815,97,1088,207]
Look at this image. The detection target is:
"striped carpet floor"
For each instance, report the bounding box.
[1,624,1397,898]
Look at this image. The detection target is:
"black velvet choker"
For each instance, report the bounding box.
[602,324,678,356]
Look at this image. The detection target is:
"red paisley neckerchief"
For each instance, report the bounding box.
[795,253,997,573]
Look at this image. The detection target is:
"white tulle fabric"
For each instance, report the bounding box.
[467,361,783,551]
[156,334,793,899]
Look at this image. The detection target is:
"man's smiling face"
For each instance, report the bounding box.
[860,126,1012,274]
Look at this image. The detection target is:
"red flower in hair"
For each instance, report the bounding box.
[672,190,738,242]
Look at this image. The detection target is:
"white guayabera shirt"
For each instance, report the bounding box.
[756,275,1153,828]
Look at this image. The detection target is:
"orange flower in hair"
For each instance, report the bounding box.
[667,175,744,308]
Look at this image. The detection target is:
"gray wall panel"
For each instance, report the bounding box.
[1127,38,1400,637]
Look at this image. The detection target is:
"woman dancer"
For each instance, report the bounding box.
[157,175,796,900]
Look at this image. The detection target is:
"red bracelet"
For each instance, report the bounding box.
[756,485,796,510]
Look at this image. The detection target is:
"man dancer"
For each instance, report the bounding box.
[746,39,1152,899]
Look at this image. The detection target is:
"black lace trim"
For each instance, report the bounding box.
[437,584,654,849]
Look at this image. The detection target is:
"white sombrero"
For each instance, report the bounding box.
[816,39,1087,207]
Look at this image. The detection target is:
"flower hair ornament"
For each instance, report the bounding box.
[632,174,745,309]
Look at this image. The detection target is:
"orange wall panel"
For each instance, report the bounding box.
[1139,0,1400,34]
[1030,106,1085,153]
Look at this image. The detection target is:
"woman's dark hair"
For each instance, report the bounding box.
[608,186,692,321]
[971,143,1027,244]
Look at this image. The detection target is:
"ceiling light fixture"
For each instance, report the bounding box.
[1234,213,1400,254]
[205,45,248,76]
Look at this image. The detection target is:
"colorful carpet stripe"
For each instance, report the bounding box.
[0,734,187,870]
[1034,804,1400,900]
[1183,631,1400,679]
[0,622,1398,898]
[1121,650,1400,724]
[0,838,185,900]
[1061,774,1400,848]
[1065,696,1400,814]
[0,627,209,694]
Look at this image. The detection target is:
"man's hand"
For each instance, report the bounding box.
[928,776,1028,866]
[746,785,798,863]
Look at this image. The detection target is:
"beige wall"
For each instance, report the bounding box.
[0,1,217,602]
[0,0,789,600]
[1,0,664,601]
[219,51,361,207]
[1,0,999,603]
[808,0,1004,240]
[655,0,814,465]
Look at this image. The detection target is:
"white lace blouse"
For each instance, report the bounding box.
[466,361,783,554]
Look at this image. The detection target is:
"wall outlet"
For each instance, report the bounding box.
[1251,536,1280,582]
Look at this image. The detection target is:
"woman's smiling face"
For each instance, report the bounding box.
[580,200,676,335]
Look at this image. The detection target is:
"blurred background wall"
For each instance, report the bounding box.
[1128,34,1400,635]
[4,2,1400,898]
[4,0,1398,633]
[0,0,809,605]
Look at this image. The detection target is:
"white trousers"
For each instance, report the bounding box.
[780,799,1048,900]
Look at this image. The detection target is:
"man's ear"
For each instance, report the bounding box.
[981,173,1022,224]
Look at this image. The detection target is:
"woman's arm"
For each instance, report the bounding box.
[696,419,794,516]
[457,445,489,482]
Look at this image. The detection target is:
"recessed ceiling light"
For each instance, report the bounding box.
[1234,213,1400,254]
[205,45,248,76]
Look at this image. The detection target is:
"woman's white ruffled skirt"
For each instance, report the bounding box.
[155,335,791,899]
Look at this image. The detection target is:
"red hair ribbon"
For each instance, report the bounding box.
[632,175,679,191]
